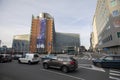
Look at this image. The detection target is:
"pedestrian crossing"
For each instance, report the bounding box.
[78,64,105,72]
[109,70,120,80]
[79,63,120,80]
[77,53,120,80]
[78,56,94,60]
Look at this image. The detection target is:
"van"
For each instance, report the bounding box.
[18,53,40,64]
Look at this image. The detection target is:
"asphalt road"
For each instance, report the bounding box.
[0,59,119,80]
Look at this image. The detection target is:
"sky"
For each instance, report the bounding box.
[0,0,97,49]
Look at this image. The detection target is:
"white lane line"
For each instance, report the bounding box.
[109,70,120,80]
[80,56,88,60]
[110,70,120,74]
[91,65,105,72]
[88,53,92,60]
[79,65,105,72]
[40,69,85,80]
[78,64,91,66]
[110,73,120,77]
[109,76,120,80]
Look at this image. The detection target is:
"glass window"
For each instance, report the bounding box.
[117,32,120,38]
[112,10,119,17]
[114,56,120,60]
[34,54,39,57]
[104,56,113,60]
[110,35,113,40]
[57,58,63,61]
[110,0,117,7]
[106,26,110,30]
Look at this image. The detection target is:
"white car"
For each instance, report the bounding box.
[18,53,40,64]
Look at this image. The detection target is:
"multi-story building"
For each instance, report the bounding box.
[55,32,80,53]
[29,13,55,53]
[29,13,80,54]
[90,32,94,51]
[93,0,120,54]
[92,16,99,52]
[12,34,30,53]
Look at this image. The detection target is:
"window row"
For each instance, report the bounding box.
[102,35,113,43]
[112,10,120,17]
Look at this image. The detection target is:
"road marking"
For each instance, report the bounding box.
[40,69,85,80]
[79,65,105,72]
[80,56,88,60]
[110,70,120,74]
[87,53,92,59]
[91,65,105,72]
[78,57,93,60]
[78,64,91,66]
[110,73,120,77]
[109,76,120,80]
[109,70,120,80]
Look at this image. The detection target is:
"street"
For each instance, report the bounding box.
[0,53,120,80]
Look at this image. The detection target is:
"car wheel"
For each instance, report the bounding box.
[62,66,68,73]
[96,63,101,67]
[0,60,3,63]
[43,63,49,69]
[36,61,39,64]
[28,61,31,65]
[18,60,21,63]
[9,60,12,62]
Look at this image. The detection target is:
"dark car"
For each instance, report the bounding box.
[0,54,12,63]
[42,56,78,73]
[13,54,22,60]
[92,55,120,69]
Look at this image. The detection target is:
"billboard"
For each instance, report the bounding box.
[37,19,46,48]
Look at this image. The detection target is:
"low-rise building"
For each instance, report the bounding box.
[12,34,30,53]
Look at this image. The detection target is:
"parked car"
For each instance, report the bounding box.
[42,56,78,73]
[0,54,12,63]
[18,53,40,64]
[92,55,120,69]
[41,54,57,61]
[13,54,22,60]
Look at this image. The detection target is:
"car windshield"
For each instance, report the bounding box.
[34,54,39,58]
[104,56,113,60]
[45,54,55,57]
[44,54,57,59]
[70,57,76,61]
[99,56,105,60]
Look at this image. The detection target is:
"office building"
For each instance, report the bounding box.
[92,0,120,54]
[29,13,80,53]
[12,34,30,53]
[29,13,55,53]
[55,32,80,53]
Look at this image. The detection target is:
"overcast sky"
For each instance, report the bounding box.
[0,0,97,49]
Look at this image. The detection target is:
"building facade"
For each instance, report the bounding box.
[92,16,98,52]
[55,32,80,53]
[93,0,120,54]
[12,34,30,53]
[29,13,55,53]
[29,12,80,54]
[90,32,94,51]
